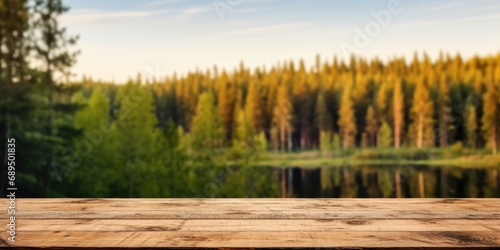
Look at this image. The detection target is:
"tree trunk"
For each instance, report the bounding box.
[280,124,286,152]
[417,115,424,148]
[440,127,448,147]
[281,168,286,198]
[492,127,497,155]
[493,170,498,190]
[395,121,401,148]
[440,169,447,198]
[395,170,402,198]
[418,172,425,198]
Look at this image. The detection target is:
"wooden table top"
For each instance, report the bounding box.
[1,198,500,249]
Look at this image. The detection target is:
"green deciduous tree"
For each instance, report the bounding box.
[378,121,393,148]
[191,92,225,151]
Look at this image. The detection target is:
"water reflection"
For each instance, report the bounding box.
[278,166,500,198]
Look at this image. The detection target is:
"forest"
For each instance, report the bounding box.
[1,1,500,198]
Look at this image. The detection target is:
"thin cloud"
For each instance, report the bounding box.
[180,6,212,17]
[421,2,464,12]
[393,14,500,29]
[144,0,181,7]
[60,9,174,25]
[221,23,311,37]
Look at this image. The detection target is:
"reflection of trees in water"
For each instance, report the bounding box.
[309,166,500,198]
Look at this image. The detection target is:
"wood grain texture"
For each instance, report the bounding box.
[1,198,499,249]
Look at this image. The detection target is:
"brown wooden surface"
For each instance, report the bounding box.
[1,198,500,249]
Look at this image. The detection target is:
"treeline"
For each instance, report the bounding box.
[0,0,80,197]
[2,1,500,198]
[81,52,500,154]
[1,1,278,198]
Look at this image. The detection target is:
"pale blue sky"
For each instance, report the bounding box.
[61,0,500,82]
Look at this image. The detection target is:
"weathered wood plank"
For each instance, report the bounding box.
[8,198,498,206]
[4,209,499,220]
[5,231,500,248]
[16,219,500,232]
[1,198,499,249]
[11,201,500,211]
[0,237,8,248]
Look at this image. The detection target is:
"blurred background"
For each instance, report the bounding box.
[1,0,499,198]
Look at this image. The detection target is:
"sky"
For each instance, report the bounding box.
[61,0,500,82]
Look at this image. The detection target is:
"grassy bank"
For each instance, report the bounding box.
[256,146,500,168]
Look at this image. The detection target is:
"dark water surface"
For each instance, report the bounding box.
[275,166,500,198]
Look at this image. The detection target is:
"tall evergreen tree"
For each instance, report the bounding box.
[273,84,293,151]
[217,76,236,143]
[365,105,377,147]
[393,79,404,148]
[113,82,160,197]
[191,92,224,150]
[338,86,357,148]
[437,74,453,146]
[315,91,332,132]
[411,76,434,148]
[293,76,312,148]
[465,101,478,149]
[68,88,113,197]
[245,81,262,133]
[31,0,79,196]
[481,81,499,155]
[233,107,255,152]
[378,121,393,148]
[0,0,30,196]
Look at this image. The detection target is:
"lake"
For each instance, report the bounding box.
[276,165,500,198]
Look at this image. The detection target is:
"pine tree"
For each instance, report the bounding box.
[315,91,332,132]
[70,88,113,196]
[411,76,434,148]
[361,132,369,148]
[481,81,499,155]
[376,82,389,122]
[217,76,236,143]
[233,107,255,153]
[32,0,80,196]
[378,121,393,148]
[437,74,453,147]
[320,131,331,154]
[332,133,341,151]
[159,120,188,197]
[393,79,404,148]
[465,101,478,148]
[293,75,312,149]
[338,86,357,148]
[113,82,160,197]
[191,92,225,151]
[273,84,293,151]
[245,81,262,133]
[0,0,31,196]
[365,105,377,147]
